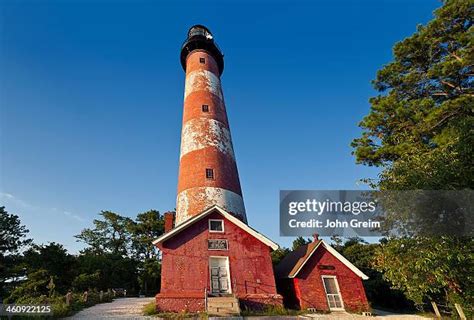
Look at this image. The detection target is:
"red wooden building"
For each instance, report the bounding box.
[153,206,282,312]
[275,238,370,312]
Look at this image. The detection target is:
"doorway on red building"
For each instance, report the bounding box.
[322,276,344,311]
[209,256,231,295]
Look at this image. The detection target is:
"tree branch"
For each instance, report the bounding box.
[449,52,463,62]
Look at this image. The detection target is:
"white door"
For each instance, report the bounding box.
[322,276,344,310]
[209,257,231,294]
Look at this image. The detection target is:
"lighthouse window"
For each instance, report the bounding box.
[209,219,224,232]
[202,104,209,112]
[206,168,214,179]
[200,57,206,64]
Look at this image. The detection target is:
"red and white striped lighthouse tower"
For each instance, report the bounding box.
[176,25,246,225]
[153,26,282,313]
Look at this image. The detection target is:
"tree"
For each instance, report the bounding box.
[75,252,139,293]
[337,238,413,310]
[0,206,31,254]
[374,237,473,308]
[22,243,76,293]
[137,259,161,296]
[5,269,50,303]
[130,210,164,260]
[0,207,32,298]
[291,237,311,251]
[351,0,473,312]
[271,247,290,267]
[76,211,134,256]
[72,272,100,291]
[351,0,473,190]
[129,210,165,295]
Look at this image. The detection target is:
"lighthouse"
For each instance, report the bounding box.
[176,25,246,225]
[153,25,282,315]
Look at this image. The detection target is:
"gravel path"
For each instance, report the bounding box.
[300,309,428,319]
[66,297,154,319]
[65,298,428,319]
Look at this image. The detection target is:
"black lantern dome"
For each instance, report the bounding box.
[180,25,224,75]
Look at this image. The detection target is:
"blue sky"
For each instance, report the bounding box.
[0,0,440,253]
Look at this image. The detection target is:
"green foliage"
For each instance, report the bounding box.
[269,237,311,268]
[351,0,473,190]
[241,304,306,316]
[0,206,32,254]
[0,206,32,298]
[72,272,100,291]
[334,238,413,311]
[130,210,165,260]
[75,209,165,295]
[76,211,135,256]
[6,290,114,318]
[291,236,311,251]
[143,301,157,315]
[374,236,474,312]
[5,269,51,303]
[1,206,167,306]
[75,252,139,293]
[130,210,165,295]
[22,242,76,293]
[271,247,291,266]
[138,259,161,296]
[352,0,473,312]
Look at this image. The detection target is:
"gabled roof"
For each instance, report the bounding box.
[152,205,279,250]
[275,239,369,280]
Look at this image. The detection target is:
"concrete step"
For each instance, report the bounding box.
[208,296,237,302]
[209,301,238,307]
[207,296,240,316]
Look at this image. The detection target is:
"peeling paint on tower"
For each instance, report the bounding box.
[176,187,246,225]
[180,118,235,159]
[184,70,223,101]
[176,33,246,224]
[155,25,283,314]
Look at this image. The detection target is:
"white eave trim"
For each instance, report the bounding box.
[289,240,369,280]
[152,205,279,251]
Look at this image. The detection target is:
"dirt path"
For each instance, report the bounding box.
[300,309,428,319]
[66,297,154,319]
[66,299,428,319]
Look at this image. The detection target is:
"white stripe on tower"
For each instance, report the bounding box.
[180,118,235,160]
[184,70,223,101]
[176,46,246,225]
[176,187,246,225]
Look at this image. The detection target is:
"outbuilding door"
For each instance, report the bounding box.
[322,276,344,311]
[209,256,231,295]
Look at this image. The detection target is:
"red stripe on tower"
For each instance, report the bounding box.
[176,25,247,225]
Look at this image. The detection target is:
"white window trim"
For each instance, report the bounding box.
[209,219,224,233]
[321,275,345,311]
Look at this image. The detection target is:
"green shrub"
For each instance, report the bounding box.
[143,301,157,315]
[51,300,70,318]
[241,305,305,316]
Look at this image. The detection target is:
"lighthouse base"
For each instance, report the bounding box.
[155,292,205,313]
[154,207,283,313]
[155,292,283,313]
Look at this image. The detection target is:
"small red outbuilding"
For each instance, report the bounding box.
[275,239,369,312]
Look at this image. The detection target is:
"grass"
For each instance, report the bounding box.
[240,305,309,317]
[142,301,208,319]
[4,291,114,318]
